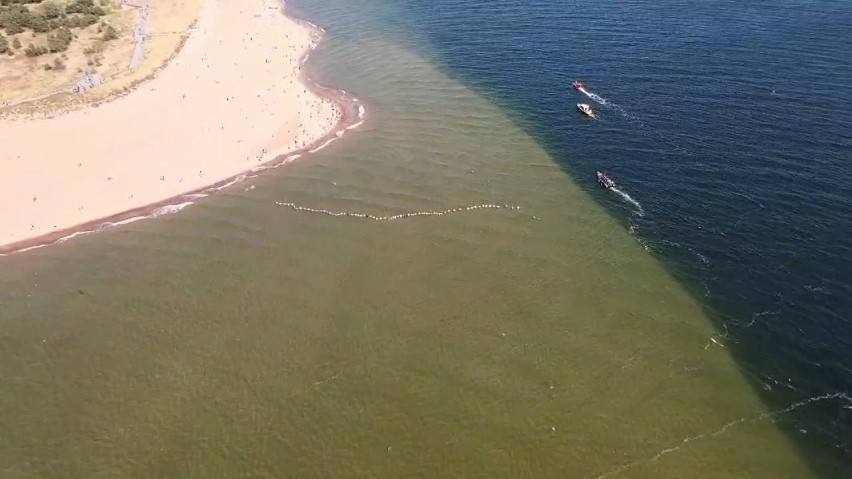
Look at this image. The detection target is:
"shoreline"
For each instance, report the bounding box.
[0,0,364,256]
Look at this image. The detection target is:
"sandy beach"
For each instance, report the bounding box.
[0,0,355,254]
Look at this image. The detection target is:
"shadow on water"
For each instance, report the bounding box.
[289,0,852,476]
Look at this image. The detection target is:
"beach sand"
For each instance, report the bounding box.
[0,0,349,253]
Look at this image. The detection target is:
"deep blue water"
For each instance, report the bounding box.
[368,0,852,466]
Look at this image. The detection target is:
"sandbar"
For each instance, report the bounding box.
[0,0,360,254]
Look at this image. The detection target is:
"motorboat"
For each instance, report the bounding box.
[597,171,616,189]
[577,103,596,118]
[572,81,585,91]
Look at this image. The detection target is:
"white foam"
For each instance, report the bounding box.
[152,202,193,217]
[104,215,148,228]
[215,174,248,191]
[6,243,47,255]
[610,187,645,216]
[579,88,607,105]
[309,136,337,153]
[579,86,695,156]
[56,230,93,243]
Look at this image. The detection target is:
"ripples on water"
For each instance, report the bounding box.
[387,0,852,461]
[0,0,850,476]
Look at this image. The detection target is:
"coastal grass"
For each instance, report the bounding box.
[0,0,203,117]
[0,0,132,107]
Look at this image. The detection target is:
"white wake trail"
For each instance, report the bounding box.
[578,85,694,157]
[578,87,607,105]
[579,87,642,122]
[609,187,645,216]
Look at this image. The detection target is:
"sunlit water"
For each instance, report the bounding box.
[0,0,849,477]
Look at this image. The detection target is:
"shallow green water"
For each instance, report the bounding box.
[0,1,831,477]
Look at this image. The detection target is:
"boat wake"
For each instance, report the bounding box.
[578,86,694,158]
[578,87,605,105]
[578,87,641,123]
[609,187,645,216]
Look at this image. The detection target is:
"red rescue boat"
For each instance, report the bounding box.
[572,81,585,91]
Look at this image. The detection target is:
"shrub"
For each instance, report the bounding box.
[47,26,72,52]
[63,13,97,29]
[102,24,116,41]
[42,2,63,20]
[12,36,20,49]
[27,14,51,33]
[25,42,47,57]
[0,33,7,54]
[1,6,31,35]
[66,0,92,15]
[5,23,25,35]
[66,0,105,16]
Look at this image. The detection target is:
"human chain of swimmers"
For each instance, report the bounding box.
[275,202,522,221]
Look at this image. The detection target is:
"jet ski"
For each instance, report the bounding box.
[572,81,585,91]
[597,171,616,189]
[577,103,596,118]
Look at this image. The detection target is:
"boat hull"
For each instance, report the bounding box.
[576,104,595,118]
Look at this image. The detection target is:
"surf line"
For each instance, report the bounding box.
[275,202,522,221]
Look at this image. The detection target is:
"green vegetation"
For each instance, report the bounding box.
[65,0,104,16]
[43,54,63,69]
[101,22,114,40]
[0,1,118,60]
[24,41,47,56]
[46,25,71,51]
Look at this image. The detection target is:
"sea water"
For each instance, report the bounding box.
[0,0,849,476]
